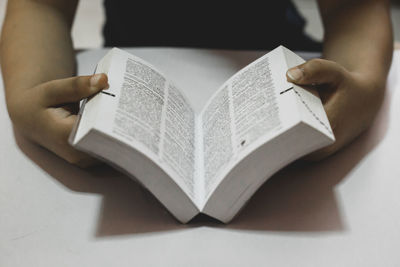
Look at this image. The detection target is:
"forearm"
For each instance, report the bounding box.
[0,0,78,103]
[318,0,393,85]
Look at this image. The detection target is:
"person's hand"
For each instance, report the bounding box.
[286,59,385,160]
[6,73,109,167]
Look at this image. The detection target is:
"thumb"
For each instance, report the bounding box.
[286,58,345,87]
[41,73,109,106]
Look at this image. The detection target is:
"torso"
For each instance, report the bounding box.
[103,1,318,50]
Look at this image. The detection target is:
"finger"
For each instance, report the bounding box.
[323,92,341,130]
[41,73,109,106]
[301,143,338,161]
[42,111,102,167]
[57,115,103,167]
[286,58,346,87]
[303,92,344,162]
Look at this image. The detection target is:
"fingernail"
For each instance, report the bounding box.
[287,68,303,81]
[90,73,102,88]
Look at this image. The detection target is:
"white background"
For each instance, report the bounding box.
[1,48,400,266]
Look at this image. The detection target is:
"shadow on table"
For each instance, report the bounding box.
[13,51,393,236]
[229,91,391,231]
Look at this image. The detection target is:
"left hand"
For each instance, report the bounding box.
[6,73,109,167]
[286,58,386,160]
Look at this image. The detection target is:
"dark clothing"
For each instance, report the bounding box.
[103,1,322,51]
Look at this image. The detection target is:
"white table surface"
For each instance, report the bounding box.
[1,48,400,267]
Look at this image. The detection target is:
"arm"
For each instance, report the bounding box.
[287,0,393,159]
[1,0,78,92]
[319,0,392,81]
[0,0,108,166]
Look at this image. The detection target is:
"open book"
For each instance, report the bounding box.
[69,46,335,223]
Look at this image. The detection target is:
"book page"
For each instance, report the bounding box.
[230,56,281,154]
[107,51,197,200]
[200,48,286,201]
[201,85,234,197]
[160,83,196,199]
[113,57,165,155]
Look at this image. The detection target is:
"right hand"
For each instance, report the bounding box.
[286,59,385,161]
[6,74,109,167]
